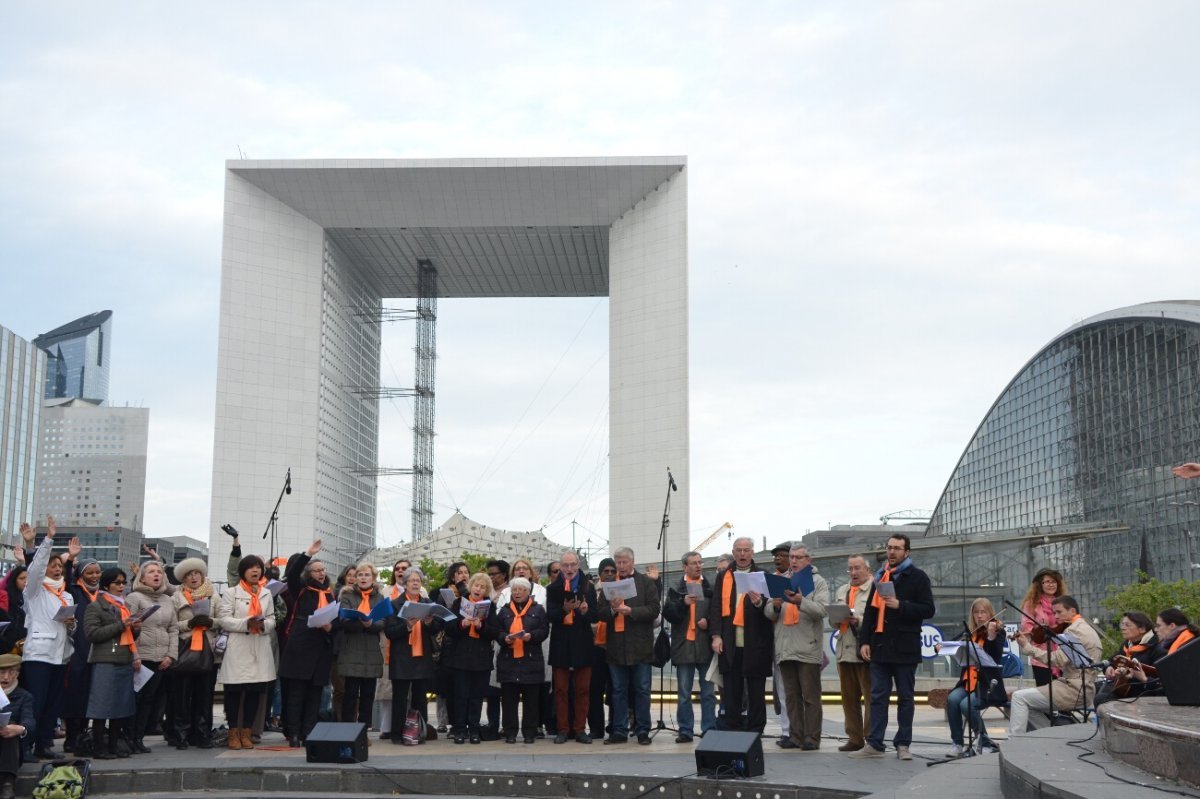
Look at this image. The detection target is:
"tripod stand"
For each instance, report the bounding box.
[648,469,679,739]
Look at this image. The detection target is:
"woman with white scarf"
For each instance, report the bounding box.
[20,516,75,760]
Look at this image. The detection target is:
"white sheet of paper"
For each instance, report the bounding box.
[732,570,768,596]
[53,604,77,622]
[685,582,704,599]
[461,599,491,620]
[0,684,9,710]
[266,579,287,597]
[954,642,999,669]
[439,588,457,606]
[874,582,896,599]
[825,604,853,625]
[399,600,438,621]
[938,641,964,655]
[0,621,10,633]
[0,712,10,727]
[306,600,340,628]
[600,577,638,601]
[132,664,155,693]
[1050,632,1092,667]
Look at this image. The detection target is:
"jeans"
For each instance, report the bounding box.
[946,686,991,747]
[674,662,716,737]
[609,662,652,737]
[867,660,916,750]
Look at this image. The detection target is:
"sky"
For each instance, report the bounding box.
[2,2,1198,560]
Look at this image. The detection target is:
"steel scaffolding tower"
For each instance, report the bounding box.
[411,260,438,541]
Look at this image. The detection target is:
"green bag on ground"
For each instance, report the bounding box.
[32,763,86,799]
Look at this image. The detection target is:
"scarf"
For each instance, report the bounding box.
[508,599,532,657]
[782,599,801,626]
[391,584,401,600]
[721,569,748,627]
[840,584,862,635]
[870,558,911,633]
[1169,628,1196,655]
[561,574,582,626]
[406,593,424,656]
[1121,631,1154,660]
[595,620,608,645]
[684,576,702,640]
[76,579,99,605]
[239,580,263,632]
[102,592,136,653]
[43,578,68,606]
[307,584,331,609]
[183,587,208,651]
[357,588,373,615]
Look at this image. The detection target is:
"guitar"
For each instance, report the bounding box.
[1108,655,1158,698]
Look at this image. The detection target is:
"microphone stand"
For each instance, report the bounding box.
[262,468,291,564]
[650,469,679,739]
[1005,600,1059,729]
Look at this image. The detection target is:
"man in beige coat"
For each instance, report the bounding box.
[764,546,828,750]
[1009,595,1101,734]
[834,555,872,752]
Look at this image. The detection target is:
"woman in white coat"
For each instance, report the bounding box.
[216,554,276,750]
[20,516,75,759]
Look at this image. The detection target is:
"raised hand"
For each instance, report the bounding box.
[142,543,162,562]
[68,536,83,559]
[46,515,57,539]
[1173,463,1200,479]
[306,539,322,557]
[19,523,35,546]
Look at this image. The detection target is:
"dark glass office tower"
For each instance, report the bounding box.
[33,310,112,405]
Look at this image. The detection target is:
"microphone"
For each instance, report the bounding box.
[285,468,292,495]
[668,469,677,492]
[989,679,999,693]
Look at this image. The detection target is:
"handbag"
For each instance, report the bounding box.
[401,709,425,745]
[652,627,672,668]
[173,636,214,675]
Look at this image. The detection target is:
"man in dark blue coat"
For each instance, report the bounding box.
[851,534,935,761]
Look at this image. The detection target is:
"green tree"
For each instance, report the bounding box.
[1099,572,1200,652]
[416,552,493,591]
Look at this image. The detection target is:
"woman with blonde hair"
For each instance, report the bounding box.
[337,562,387,728]
[384,567,444,742]
[944,598,1006,757]
[126,560,179,753]
[443,572,497,743]
[170,558,216,749]
[1019,569,1066,686]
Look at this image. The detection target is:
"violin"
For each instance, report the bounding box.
[1028,621,1070,645]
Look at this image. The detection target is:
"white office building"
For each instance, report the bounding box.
[210,157,690,575]
[0,325,46,545]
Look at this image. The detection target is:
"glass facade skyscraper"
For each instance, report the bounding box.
[0,325,46,544]
[926,301,1200,610]
[33,310,112,405]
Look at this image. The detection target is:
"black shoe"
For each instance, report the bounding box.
[675,734,693,744]
[637,733,651,745]
[801,743,819,751]
[132,739,151,754]
[436,725,448,733]
[34,748,56,760]
[176,741,189,750]
[523,735,536,744]
[288,736,302,748]
[196,737,214,750]
[454,734,465,744]
[576,732,592,744]
[469,732,482,744]
[94,749,117,760]
[380,731,391,740]
[554,732,569,744]
[505,733,517,744]
[777,738,799,749]
[604,734,628,745]
[114,741,132,758]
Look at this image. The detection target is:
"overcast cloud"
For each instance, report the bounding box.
[2,2,1197,557]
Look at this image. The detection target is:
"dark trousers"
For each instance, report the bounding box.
[341,677,377,725]
[719,648,766,733]
[0,737,19,776]
[21,661,66,752]
[132,659,167,741]
[553,666,592,734]
[284,678,324,739]
[391,679,430,729]
[588,649,610,735]
[501,682,540,737]
[172,670,215,743]
[449,669,489,735]
[867,660,917,750]
[225,682,267,728]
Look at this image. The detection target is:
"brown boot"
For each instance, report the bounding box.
[227,728,242,750]
[239,728,254,749]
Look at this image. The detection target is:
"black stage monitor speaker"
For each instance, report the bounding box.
[1158,637,1200,706]
[695,730,765,778]
[305,721,368,763]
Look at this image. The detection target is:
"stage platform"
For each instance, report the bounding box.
[1099,697,1200,790]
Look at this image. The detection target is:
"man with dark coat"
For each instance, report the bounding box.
[597,546,660,745]
[661,550,715,743]
[546,550,599,744]
[851,534,935,761]
[707,536,774,734]
[0,653,35,798]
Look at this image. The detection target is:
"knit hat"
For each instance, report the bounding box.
[174,557,208,583]
[74,557,100,576]
[598,558,616,573]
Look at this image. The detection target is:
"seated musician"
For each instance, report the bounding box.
[1094,611,1158,706]
[1008,595,1101,735]
[1125,609,1199,689]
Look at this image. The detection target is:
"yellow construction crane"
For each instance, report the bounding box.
[693,522,733,553]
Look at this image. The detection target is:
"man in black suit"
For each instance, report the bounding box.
[707,536,774,733]
[850,534,935,761]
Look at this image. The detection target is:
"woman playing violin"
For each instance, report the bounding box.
[944,599,1006,757]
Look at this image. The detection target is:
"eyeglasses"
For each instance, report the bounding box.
[110,579,127,586]
[487,571,501,577]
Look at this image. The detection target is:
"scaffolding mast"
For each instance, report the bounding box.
[411,260,437,541]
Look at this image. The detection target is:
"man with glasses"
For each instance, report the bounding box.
[598,547,660,745]
[851,535,934,761]
[546,550,598,743]
[707,537,773,734]
[834,555,873,752]
[765,545,827,750]
[661,550,715,743]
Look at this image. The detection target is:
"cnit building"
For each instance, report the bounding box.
[209,158,689,574]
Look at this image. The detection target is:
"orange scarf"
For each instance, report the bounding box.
[685,576,702,641]
[871,567,894,633]
[1170,628,1196,655]
[613,600,626,632]
[508,599,532,657]
[391,584,401,600]
[102,593,136,653]
[595,621,607,645]
[357,588,373,615]
[840,584,861,634]
[782,600,801,626]
[721,571,747,626]
[307,585,330,609]
[562,582,576,626]
[406,593,424,657]
[240,580,263,632]
[44,583,68,607]
[76,580,99,605]
[183,588,206,652]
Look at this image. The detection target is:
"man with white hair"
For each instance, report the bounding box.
[597,546,660,745]
[546,550,599,744]
[707,536,774,733]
